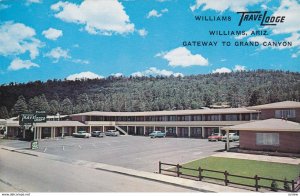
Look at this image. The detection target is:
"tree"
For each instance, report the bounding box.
[0,106,9,119]
[60,98,73,114]
[49,100,60,115]
[11,95,28,115]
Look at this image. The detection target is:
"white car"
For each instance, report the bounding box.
[72,131,91,138]
[221,133,239,142]
[105,130,120,136]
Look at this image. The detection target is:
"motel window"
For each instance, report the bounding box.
[251,113,259,120]
[225,114,238,121]
[191,115,201,121]
[178,115,190,121]
[275,109,296,118]
[256,133,279,146]
[211,115,220,121]
[167,115,177,121]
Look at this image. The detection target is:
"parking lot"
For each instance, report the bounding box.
[1,136,230,172]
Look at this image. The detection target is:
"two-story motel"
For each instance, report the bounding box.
[2,101,300,150]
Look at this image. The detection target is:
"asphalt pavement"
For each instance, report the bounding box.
[0,148,197,192]
[0,136,227,172]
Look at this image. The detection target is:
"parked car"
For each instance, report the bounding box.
[91,131,105,137]
[221,133,239,142]
[72,131,91,138]
[208,133,223,141]
[149,131,166,138]
[105,130,120,136]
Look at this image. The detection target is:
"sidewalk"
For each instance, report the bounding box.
[0,145,249,192]
[212,151,300,165]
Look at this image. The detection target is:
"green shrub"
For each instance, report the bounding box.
[271,180,278,192]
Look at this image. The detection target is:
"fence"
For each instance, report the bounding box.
[158,161,299,192]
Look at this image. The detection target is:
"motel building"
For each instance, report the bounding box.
[1,101,300,153]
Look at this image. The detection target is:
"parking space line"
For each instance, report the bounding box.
[62,146,65,151]
[43,147,47,153]
[78,145,82,149]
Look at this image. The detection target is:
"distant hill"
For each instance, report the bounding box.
[0,70,299,118]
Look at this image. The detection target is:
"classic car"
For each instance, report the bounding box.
[72,131,91,138]
[208,133,223,141]
[91,131,105,137]
[149,131,166,138]
[105,130,120,136]
[221,133,239,142]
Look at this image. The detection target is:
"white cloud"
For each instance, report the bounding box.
[111,73,123,77]
[66,71,103,81]
[0,4,10,10]
[270,0,300,34]
[42,28,63,40]
[0,21,43,59]
[51,1,134,36]
[26,0,41,4]
[8,58,39,71]
[71,59,89,65]
[147,9,162,18]
[220,58,227,62]
[233,65,246,71]
[156,47,209,67]
[190,0,263,12]
[131,67,183,77]
[45,47,70,63]
[137,29,148,37]
[291,50,300,58]
[147,8,168,19]
[161,8,169,13]
[212,67,232,74]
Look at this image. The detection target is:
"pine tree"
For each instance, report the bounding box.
[60,98,73,114]
[12,95,28,115]
[0,106,9,119]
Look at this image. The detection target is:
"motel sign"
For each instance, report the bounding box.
[19,111,47,125]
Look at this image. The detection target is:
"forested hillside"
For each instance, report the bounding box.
[0,70,299,118]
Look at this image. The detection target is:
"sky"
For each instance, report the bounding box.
[0,0,299,84]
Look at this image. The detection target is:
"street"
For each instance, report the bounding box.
[0,148,196,192]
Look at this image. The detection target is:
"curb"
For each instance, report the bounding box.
[95,167,212,192]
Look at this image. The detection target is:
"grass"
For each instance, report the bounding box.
[177,157,300,190]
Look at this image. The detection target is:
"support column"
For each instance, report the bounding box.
[53,127,56,139]
[164,126,166,133]
[126,126,128,134]
[218,127,221,135]
[33,127,36,140]
[39,127,42,140]
[144,126,146,136]
[62,127,65,137]
[239,114,242,121]
[51,127,54,139]
[202,127,205,138]
[188,127,191,138]
[134,126,137,135]
[176,127,178,136]
[89,126,92,133]
[75,126,78,133]
[226,130,230,152]
[23,128,26,139]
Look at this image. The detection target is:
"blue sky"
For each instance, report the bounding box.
[0,0,299,84]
